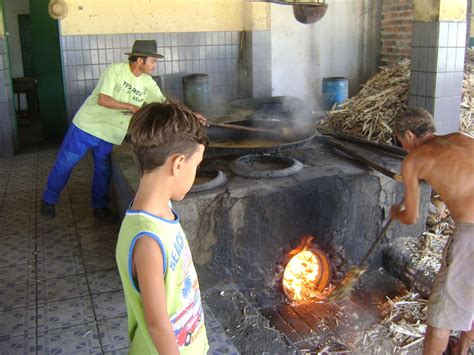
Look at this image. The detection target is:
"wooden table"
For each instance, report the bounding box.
[12,77,39,120]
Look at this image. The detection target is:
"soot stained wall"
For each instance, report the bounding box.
[174,172,428,292]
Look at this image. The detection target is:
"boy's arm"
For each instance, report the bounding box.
[133,236,179,355]
[390,157,420,224]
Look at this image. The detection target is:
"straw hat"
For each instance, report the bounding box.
[48,0,68,20]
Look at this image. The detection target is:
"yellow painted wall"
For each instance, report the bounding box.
[0,2,4,36]
[243,2,270,31]
[61,0,270,35]
[440,0,467,21]
[414,0,467,21]
[471,15,474,37]
[413,0,440,21]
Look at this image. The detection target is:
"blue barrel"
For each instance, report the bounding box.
[322,77,348,110]
[182,74,210,112]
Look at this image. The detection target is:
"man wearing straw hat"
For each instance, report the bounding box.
[390,108,473,355]
[40,40,166,221]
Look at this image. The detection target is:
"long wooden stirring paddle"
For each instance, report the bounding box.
[207,122,292,137]
[324,137,403,182]
[327,211,400,303]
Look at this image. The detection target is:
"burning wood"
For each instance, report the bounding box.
[281,236,332,303]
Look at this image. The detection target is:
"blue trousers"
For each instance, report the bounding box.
[43,124,113,209]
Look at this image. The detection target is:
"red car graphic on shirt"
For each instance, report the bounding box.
[171,299,203,347]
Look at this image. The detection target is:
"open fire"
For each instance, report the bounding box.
[282,236,332,303]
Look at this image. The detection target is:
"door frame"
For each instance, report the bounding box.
[29,0,67,142]
[0,0,19,154]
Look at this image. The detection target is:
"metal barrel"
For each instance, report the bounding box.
[152,75,162,88]
[182,73,210,112]
[322,77,348,110]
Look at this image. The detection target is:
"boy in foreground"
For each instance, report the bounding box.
[116,102,209,354]
[390,108,473,355]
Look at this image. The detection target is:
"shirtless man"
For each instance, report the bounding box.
[390,108,474,355]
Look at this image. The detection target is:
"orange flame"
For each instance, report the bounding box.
[282,236,326,303]
[287,235,314,260]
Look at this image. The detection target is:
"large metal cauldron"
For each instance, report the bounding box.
[229,96,312,125]
[205,119,317,157]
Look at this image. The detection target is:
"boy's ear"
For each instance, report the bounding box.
[405,130,416,141]
[171,154,186,176]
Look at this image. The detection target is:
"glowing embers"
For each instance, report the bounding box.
[282,236,331,303]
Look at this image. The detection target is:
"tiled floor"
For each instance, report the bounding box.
[0,148,238,354]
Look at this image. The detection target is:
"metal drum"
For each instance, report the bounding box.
[182,73,210,112]
[152,75,162,88]
[322,77,348,110]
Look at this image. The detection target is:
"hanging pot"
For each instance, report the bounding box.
[292,2,328,24]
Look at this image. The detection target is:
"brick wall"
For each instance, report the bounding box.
[381,0,414,66]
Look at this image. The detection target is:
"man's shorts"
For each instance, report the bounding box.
[426,222,474,331]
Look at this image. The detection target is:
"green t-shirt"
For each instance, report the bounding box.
[116,209,209,355]
[73,62,166,145]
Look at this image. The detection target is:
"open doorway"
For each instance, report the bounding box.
[4,0,67,150]
[4,0,41,148]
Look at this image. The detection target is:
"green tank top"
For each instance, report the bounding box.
[116,209,208,354]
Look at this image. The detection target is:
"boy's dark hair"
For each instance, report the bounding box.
[128,55,148,63]
[128,101,208,175]
[394,107,437,138]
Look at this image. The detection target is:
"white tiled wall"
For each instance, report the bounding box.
[60,31,272,121]
[409,21,466,134]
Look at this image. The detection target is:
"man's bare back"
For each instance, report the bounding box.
[407,132,474,223]
[391,108,474,354]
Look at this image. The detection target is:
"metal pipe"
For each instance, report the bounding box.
[323,132,407,157]
[324,137,403,182]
